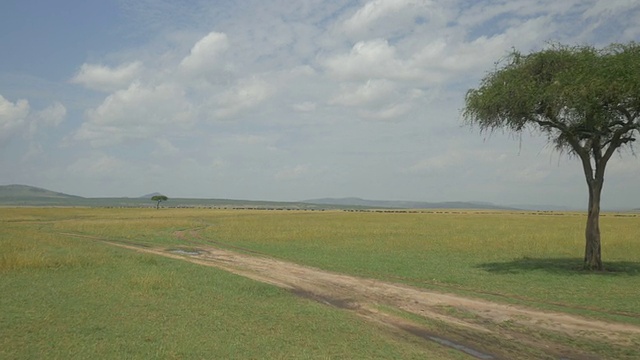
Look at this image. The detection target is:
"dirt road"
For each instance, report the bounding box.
[64,232,640,359]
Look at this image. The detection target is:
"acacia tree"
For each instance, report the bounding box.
[463,43,640,270]
[151,195,168,209]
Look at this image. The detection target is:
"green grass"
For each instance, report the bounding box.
[13,208,640,318]
[2,207,639,358]
[1,215,464,359]
[187,210,640,318]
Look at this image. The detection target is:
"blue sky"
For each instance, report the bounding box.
[1,0,639,209]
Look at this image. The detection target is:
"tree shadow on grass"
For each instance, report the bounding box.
[477,257,640,276]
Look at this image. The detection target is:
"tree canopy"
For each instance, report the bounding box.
[151,195,168,209]
[463,42,640,270]
[464,43,640,154]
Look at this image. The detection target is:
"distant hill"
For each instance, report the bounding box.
[302,197,514,210]
[0,184,323,208]
[0,184,83,201]
[508,203,574,211]
[0,184,583,211]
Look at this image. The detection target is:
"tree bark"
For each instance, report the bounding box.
[584,181,603,270]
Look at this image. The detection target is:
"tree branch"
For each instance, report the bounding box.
[602,122,639,164]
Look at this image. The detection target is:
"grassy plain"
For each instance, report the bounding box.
[1,208,463,359]
[2,207,639,358]
[196,209,640,319]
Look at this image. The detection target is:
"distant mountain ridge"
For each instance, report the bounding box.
[0,185,590,211]
[302,197,515,210]
[0,184,83,200]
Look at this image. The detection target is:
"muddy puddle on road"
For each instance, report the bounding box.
[169,248,204,256]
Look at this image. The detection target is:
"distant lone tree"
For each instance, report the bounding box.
[463,42,640,271]
[151,195,168,209]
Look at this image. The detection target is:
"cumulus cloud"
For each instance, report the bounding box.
[330,79,396,106]
[72,30,273,148]
[29,102,67,136]
[75,82,194,146]
[0,95,30,141]
[324,39,418,81]
[583,0,639,19]
[323,33,520,86]
[327,0,564,90]
[329,81,424,121]
[343,0,445,39]
[71,62,143,92]
[345,0,417,29]
[0,95,66,143]
[179,31,230,78]
[289,65,316,77]
[214,77,272,118]
[359,101,413,120]
[409,16,556,83]
[35,102,66,127]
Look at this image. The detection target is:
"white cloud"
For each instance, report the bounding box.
[323,29,534,86]
[75,82,194,146]
[71,62,143,92]
[71,30,268,148]
[324,39,419,81]
[289,65,316,77]
[344,0,412,32]
[583,0,639,18]
[359,101,413,120]
[331,84,425,121]
[179,31,230,79]
[29,102,66,136]
[0,95,29,142]
[330,79,396,106]
[0,95,66,143]
[408,16,557,86]
[35,102,66,127]
[214,77,272,118]
[457,0,574,31]
[343,0,446,39]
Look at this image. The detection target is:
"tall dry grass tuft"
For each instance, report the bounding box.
[0,244,88,272]
[0,224,104,272]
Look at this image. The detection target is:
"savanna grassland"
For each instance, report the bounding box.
[1,207,639,359]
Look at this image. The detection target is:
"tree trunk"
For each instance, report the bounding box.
[584,181,603,270]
